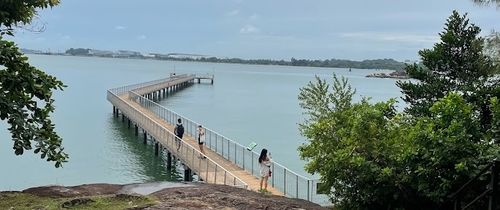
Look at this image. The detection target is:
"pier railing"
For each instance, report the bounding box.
[109,74,193,95]
[107,89,248,188]
[109,75,329,204]
[129,87,323,202]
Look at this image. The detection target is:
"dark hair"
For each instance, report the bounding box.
[258,149,268,163]
[177,118,182,123]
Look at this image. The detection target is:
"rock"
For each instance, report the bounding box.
[7,182,327,210]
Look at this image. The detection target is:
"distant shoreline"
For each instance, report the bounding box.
[23,48,408,71]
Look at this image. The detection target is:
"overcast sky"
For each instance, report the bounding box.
[10,0,500,61]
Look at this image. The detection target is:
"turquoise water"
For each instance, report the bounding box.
[0,54,402,190]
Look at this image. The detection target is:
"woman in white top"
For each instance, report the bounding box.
[258,148,272,192]
[197,125,206,159]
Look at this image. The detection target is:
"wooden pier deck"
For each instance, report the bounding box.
[108,75,280,195]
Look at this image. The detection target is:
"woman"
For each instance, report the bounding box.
[258,148,272,192]
[197,125,206,159]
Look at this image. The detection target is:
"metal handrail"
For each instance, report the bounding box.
[128,83,312,181]
[108,90,248,188]
[449,162,493,199]
[448,160,500,210]
[108,75,325,202]
[109,74,192,95]
[128,91,248,187]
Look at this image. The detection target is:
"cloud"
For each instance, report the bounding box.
[115,25,126,30]
[249,13,259,20]
[137,35,147,40]
[339,32,439,44]
[240,25,260,34]
[226,10,240,16]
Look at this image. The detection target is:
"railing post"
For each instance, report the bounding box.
[284,168,287,196]
[251,152,254,175]
[489,160,499,210]
[272,163,275,187]
[307,180,310,201]
[296,174,299,198]
[215,165,218,183]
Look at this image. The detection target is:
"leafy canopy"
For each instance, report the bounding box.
[396,11,499,130]
[298,10,500,209]
[0,0,67,167]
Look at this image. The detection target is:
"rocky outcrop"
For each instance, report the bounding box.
[7,182,327,210]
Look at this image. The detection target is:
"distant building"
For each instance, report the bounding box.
[21,48,44,54]
[88,49,113,57]
[115,50,142,58]
[166,53,210,59]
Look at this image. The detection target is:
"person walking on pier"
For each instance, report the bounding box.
[174,118,184,152]
[197,125,206,159]
[259,148,272,192]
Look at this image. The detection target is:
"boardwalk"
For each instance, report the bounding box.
[107,74,325,204]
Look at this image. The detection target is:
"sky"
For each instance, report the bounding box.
[9,0,500,61]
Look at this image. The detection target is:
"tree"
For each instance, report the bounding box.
[472,0,500,6]
[396,11,500,131]
[0,0,68,167]
[299,75,500,209]
[298,11,500,209]
[485,31,500,65]
[298,75,409,209]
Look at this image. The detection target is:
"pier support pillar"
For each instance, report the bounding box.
[198,78,200,84]
[127,119,131,129]
[121,114,125,122]
[143,132,147,144]
[167,152,172,170]
[211,79,214,84]
[134,125,138,136]
[184,168,192,181]
[113,106,116,115]
[155,142,159,156]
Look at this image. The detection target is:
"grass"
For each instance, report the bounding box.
[0,193,157,210]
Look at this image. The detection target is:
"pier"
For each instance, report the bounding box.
[107,74,325,204]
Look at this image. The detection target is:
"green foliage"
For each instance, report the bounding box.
[65,48,90,56]
[0,0,60,35]
[299,11,500,209]
[396,11,499,130]
[0,192,156,210]
[299,75,406,208]
[404,93,497,206]
[299,74,500,209]
[0,0,67,167]
[485,31,500,66]
[472,0,500,6]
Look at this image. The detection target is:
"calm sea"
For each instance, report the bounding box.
[0,54,402,190]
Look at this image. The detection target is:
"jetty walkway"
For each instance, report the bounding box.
[107,74,324,203]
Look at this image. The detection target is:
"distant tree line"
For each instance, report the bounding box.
[65,48,90,55]
[63,47,407,71]
[197,57,407,71]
